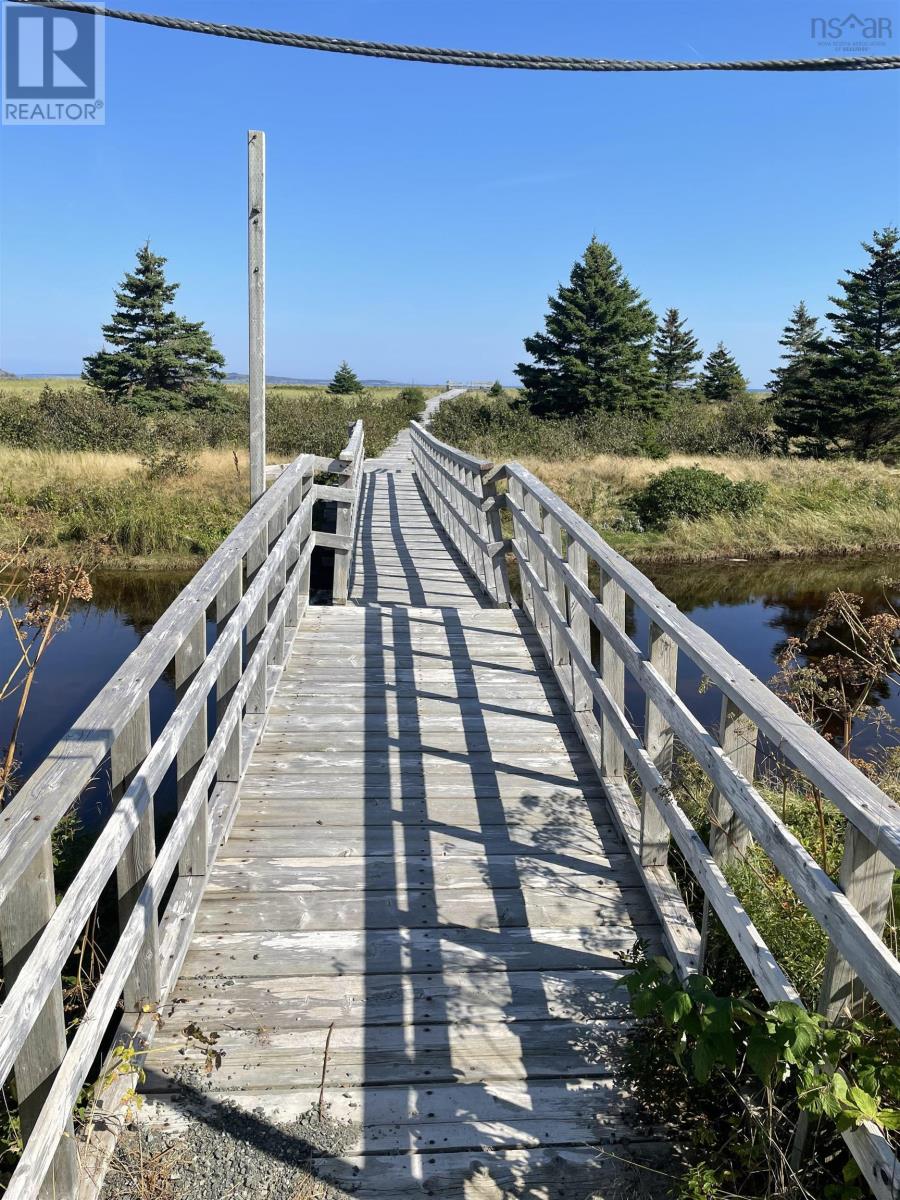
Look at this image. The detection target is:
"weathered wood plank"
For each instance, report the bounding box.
[231,791,611,828]
[181,924,662,980]
[143,1017,635,1091]
[112,697,159,1012]
[195,882,655,933]
[208,851,632,894]
[219,822,623,860]
[0,842,78,1199]
[163,966,632,1029]
[175,615,208,878]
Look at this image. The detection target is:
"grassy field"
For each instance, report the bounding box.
[523,453,900,563]
[0,448,249,568]
[1,378,439,400]
[0,379,438,567]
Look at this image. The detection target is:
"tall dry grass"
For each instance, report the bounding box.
[521,454,900,563]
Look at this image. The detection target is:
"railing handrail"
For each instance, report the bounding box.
[0,451,315,909]
[409,419,494,473]
[504,461,900,869]
[409,421,509,607]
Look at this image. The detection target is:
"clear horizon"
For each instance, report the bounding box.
[1,0,898,387]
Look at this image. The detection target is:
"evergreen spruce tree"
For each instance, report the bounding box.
[770,303,836,454]
[82,243,225,411]
[652,307,702,395]
[700,342,748,403]
[824,226,900,453]
[329,361,364,394]
[515,238,658,417]
[489,380,505,397]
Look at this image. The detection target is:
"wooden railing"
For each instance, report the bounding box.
[0,425,365,1199]
[270,420,364,605]
[409,421,510,607]
[312,419,365,604]
[411,431,900,1200]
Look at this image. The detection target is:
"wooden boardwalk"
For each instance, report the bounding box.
[142,415,665,1196]
[4,399,899,1200]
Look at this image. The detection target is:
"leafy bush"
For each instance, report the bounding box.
[620,950,899,1200]
[633,466,767,528]
[0,384,425,461]
[429,390,776,461]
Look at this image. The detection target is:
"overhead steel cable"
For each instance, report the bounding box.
[11,0,900,71]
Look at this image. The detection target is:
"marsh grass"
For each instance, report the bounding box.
[521,454,900,562]
[0,449,248,566]
[0,380,431,565]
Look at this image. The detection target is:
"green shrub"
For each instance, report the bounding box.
[634,466,767,528]
[0,384,424,461]
[429,391,776,461]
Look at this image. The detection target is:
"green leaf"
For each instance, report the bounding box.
[661,990,693,1026]
[631,991,657,1019]
[847,1087,879,1122]
[746,1032,779,1083]
[692,1037,716,1084]
[875,1108,900,1130]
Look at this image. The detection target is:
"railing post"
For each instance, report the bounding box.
[640,623,678,866]
[523,491,550,649]
[544,512,571,702]
[298,469,314,617]
[332,500,351,606]
[507,476,532,620]
[246,526,269,715]
[0,846,79,1199]
[818,827,895,1021]
[216,563,244,786]
[284,477,304,630]
[708,696,757,865]
[567,540,592,712]
[268,498,288,662]
[481,466,510,607]
[600,570,626,779]
[176,616,209,877]
[459,462,480,582]
[113,696,161,1011]
[332,424,355,605]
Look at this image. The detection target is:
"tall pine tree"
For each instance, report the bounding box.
[770,303,835,454]
[652,308,702,395]
[83,244,225,411]
[825,226,900,453]
[329,361,365,394]
[515,238,658,417]
[700,342,748,403]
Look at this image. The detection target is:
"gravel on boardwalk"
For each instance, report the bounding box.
[101,1098,359,1200]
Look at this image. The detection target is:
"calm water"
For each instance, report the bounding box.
[1,555,898,816]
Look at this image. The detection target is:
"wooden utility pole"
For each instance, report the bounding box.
[248,130,266,504]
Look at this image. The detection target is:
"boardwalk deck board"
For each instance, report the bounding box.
[141,399,669,1195]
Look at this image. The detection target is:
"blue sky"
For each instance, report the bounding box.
[1,0,898,385]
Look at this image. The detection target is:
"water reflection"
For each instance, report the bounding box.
[641,555,900,757]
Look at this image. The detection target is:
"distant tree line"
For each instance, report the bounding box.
[515,230,900,456]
